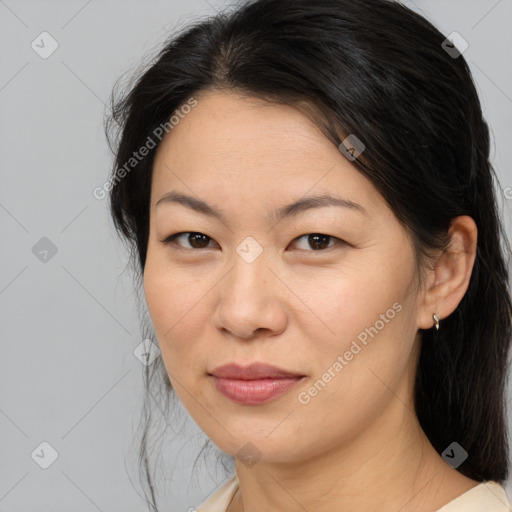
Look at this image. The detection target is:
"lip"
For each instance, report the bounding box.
[209,363,306,405]
[209,362,304,379]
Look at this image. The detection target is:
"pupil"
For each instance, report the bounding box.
[190,233,209,248]
[309,234,329,250]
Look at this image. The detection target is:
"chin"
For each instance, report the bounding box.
[208,428,305,465]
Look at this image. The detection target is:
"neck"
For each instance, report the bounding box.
[227,367,478,512]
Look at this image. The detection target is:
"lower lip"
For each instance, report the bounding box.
[210,376,304,404]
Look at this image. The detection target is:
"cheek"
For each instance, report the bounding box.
[290,276,416,444]
[298,263,404,342]
[299,251,417,378]
[143,263,207,369]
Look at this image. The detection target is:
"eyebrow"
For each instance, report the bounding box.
[155,190,367,224]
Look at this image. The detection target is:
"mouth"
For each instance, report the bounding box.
[208,362,306,405]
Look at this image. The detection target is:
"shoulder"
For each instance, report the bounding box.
[435,481,512,511]
[196,475,238,512]
[194,477,511,512]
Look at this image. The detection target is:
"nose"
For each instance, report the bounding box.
[213,251,287,340]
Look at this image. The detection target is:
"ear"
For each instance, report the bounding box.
[416,215,478,330]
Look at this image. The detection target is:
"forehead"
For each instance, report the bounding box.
[155,90,336,164]
[150,90,384,216]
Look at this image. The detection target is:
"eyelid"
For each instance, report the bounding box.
[289,234,345,252]
[159,232,219,250]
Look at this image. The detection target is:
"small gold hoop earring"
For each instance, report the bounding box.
[433,313,440,331]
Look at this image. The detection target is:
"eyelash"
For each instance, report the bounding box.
[159,232,346,253]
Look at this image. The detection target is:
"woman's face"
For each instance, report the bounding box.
[144,90,426,464]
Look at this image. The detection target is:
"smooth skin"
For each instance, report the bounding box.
[143,90,480,512]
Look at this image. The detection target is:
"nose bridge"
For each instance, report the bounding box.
[214,237,285,338]
[228,236,269,295]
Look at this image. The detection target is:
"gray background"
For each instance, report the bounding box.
[1,1,511,511]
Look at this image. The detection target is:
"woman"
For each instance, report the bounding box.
[104,0,512,510]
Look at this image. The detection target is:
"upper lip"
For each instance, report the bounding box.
[209,362,305,380]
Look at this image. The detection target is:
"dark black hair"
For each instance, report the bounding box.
[104,0,512,509]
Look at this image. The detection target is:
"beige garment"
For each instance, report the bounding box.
[196,475,512,512]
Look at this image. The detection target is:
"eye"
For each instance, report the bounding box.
[160,232,345,252]
[160,232,218,250]
[289,233,345,252]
